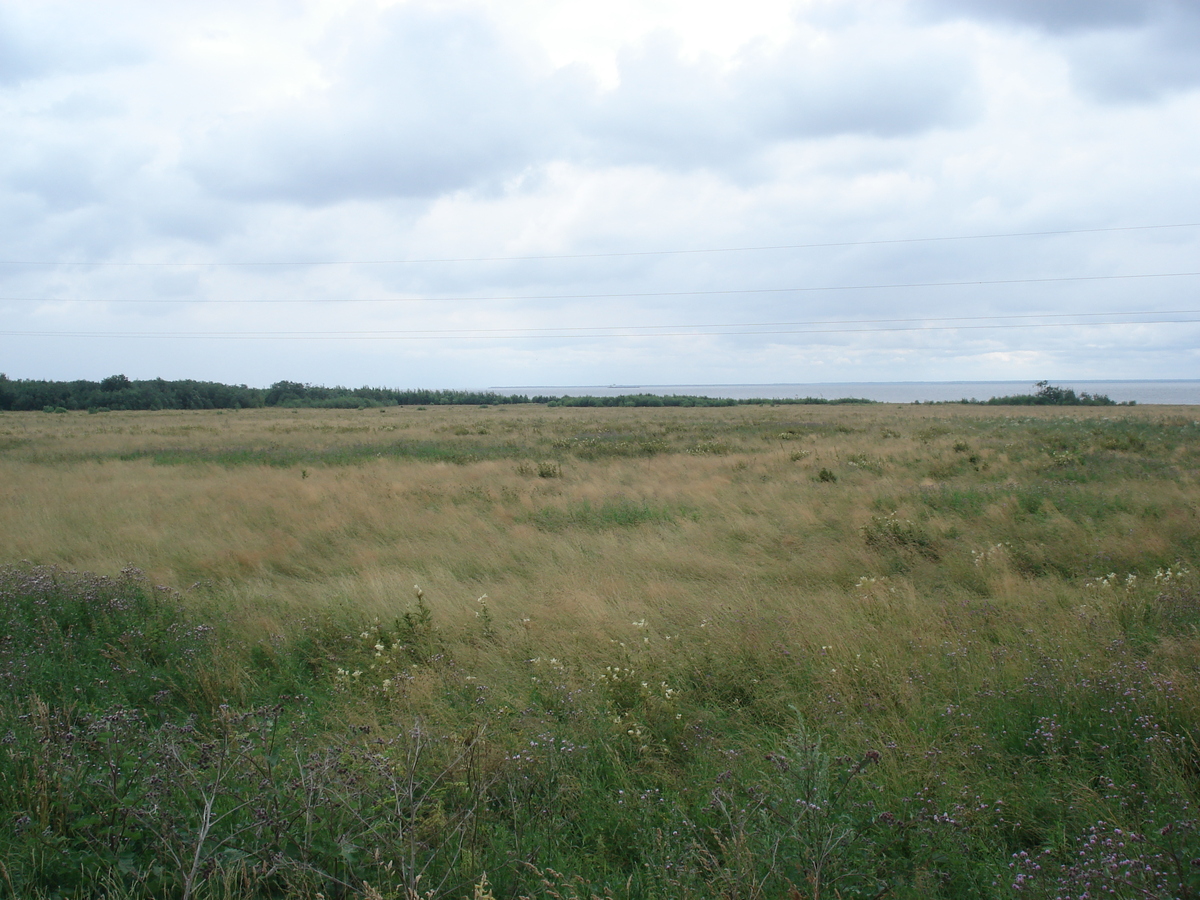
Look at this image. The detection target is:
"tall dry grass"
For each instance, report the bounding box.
[2,403,1193,660]
[2,402,1199,897]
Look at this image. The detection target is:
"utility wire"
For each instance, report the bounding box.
[14,307,1190,335]
[6,317,1198,341]
[4,269,1200,305]
[1,222,1198,267]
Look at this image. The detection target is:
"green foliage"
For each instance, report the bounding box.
[861,512,938,559]
[11,378,266,412]
[550,435,670,459]
[114,439,523,468]
[985,380,1121,406]
[528,498,688,531]
[4,560,1200,899]
[546,393,874,407]
[4,407,1200,898]
[1,379,880,413]
[0,565,211,711]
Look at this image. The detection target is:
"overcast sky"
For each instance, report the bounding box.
[2,0,1198,388]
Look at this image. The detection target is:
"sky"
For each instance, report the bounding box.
[2,0,1199,389]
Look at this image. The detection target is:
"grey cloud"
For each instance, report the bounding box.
[8,146,110,211]
[916,0,1200,101]
[582,37,752,169]
[585,31,976,170]
[738,39,977,139]
[49,92,128,120]
[914,0,1165,33]
[3,131,154,213]
[0,7,144,85]
[189,6,978,205]
[1067,8,1200,101]
[0,11,47,84]
[189,4,588,204]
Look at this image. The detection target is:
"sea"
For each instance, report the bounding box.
[488,381,1200,405]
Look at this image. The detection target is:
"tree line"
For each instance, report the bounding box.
[0,375,541,411]
[0,374,1123,412]
[0,375,880,411]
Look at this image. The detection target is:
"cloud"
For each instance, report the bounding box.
[1067,8,1200,101]
[588,28,976,170]
[188,4,588,204]
[916,0,1200,101]
[1,1,1197,387]
[915,0,1162,34]
[0,6,144,85]
[188,4,978,205]
[0,10,48,84]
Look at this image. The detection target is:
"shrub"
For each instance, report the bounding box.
[861,512,938,559]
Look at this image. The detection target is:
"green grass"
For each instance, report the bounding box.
[2,404,1200,899]
[528,498,691,531]
[97,439,528,467]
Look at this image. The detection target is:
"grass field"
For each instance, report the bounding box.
[2,403,1198,899]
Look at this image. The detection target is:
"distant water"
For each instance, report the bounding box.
[490,381,1200,405]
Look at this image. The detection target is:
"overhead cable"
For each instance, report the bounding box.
[1,222,1197,267]
[5,316,1198,341]
[4,269,1199,305]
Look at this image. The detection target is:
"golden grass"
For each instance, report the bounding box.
[2,403,1195,681]
[5,402,1200,898]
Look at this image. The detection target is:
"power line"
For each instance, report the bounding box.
[2,222,1198,268]
[4,269,1199,305]
[15,306,1190,335]
[273,308,1200,333]
[5,317,1197,341]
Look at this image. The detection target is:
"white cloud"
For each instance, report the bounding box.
[0,0,1197,387]
[188,3,588,203]
[186,4,978,204]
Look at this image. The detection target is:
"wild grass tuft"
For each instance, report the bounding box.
[527,498,690,531]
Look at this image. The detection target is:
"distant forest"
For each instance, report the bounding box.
[977,380,1122,406]
[0,374,1122,411]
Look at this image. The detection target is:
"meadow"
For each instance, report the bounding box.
[1,402,1198,899]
